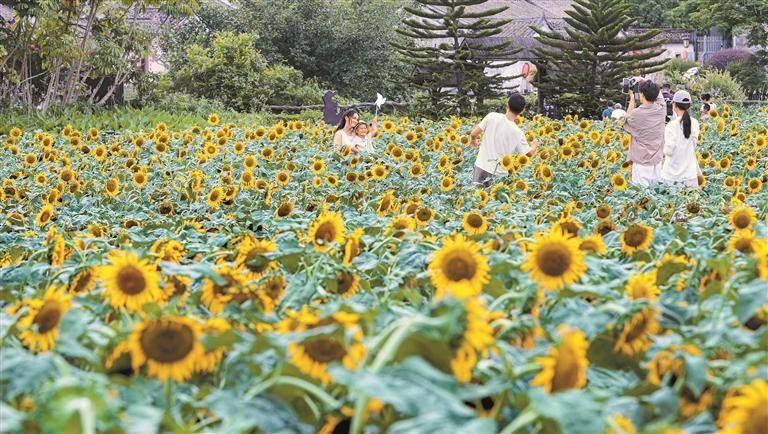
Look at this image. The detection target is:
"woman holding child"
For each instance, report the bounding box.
[333,109,378,154]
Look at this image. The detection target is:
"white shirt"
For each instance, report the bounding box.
[611,109,627,120]
[474,113,530,175]
[661,116,700,183]
[352,134,375,153]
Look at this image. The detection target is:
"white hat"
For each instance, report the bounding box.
[673,90,692,104]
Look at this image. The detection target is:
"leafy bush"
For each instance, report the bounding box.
[664,58,700,75]
[698,70,747,100]
[704,48,752,71]
[726,54,768,100]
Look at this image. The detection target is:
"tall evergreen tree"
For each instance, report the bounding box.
[391,0,521,116]
[531,0,667,117]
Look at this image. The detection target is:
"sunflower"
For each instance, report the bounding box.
[606,415,635,434]
[34,173,47,186]
[36,204,55,227]
[16,286,72,352]
[531,327,588,393]
[328,271,360,298]
[127,316,204,382]
[409,162,425,178]
[578,120,589,130]
[728,230,759,254]
[588,130,600,142]
[415,207,435,226]
[68,267,97,294]
[195,317,231,373]
[275,201,294,218]
[275,170,290,186]
[522,228,586,290]
[376,190,396,216]
[207,186,224,208]
[49,234,68,266]
[310,159,326,175]
[387,215,416,240]
[500,154,516,171]
[308,211,345,252]
[285,310,366,384]
[428,234,490,299]
[343,228,363,265]
[256,275,286,313]
[440,176,455,191]
[208,113,220,126]
[729,206,756,231]
[625,271,660,301]
[579,234,606,254]
[200,264,245,314]
[99,251,163,312]
[555,216,581,237]
[539,164,554,182]
[611,173,627,191]
[614,308,660,357]
[450,297,494,383]
[620,224,653,255]
[514,179,529,193]
[105,178,120,197]
[462,211,488,235]
[718,379,768,434]
[596,204,612,220]
[371,164,387,180]
[236,236,277,276]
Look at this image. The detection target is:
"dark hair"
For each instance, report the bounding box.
[702,102,711,113]
[675,101,692,139]
[701,93,711,101]
[336,109,359,133]
[354,121,369,132]
[639,80,660,102]
[662,83,671,90]
[607,100,614,106]
[506,92,526,115]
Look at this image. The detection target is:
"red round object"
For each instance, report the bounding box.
[522,63,531,78]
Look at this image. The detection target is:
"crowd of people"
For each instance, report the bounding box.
[332,79,705,190]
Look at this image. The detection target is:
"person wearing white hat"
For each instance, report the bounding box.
[661,90,701,188]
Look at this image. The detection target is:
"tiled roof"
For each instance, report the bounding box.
[624,27,695,44]
[1,5,13,23]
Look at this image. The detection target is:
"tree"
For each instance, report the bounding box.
[668,0,768,48]
[0,0,198,110]
[531,0,667,117]
[625,0,679,28]
[160,0,407,101]
[390,0,520,117]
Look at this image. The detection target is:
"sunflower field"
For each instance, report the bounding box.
[1,106,767,434]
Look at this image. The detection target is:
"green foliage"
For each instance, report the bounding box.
[392,0,520,117]
[532,0,668,117]
[159,0,407,101]
[726,54,768,99]
[698,69,747,100]
[625,0,680,27]
[0,105,321,135]
[664,58,700,75]
[668,0,768,47]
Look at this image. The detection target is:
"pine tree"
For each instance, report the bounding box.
[531,0,667,117]
[391,0,521,116]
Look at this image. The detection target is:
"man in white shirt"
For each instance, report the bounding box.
[611,103,627,120]
[469,93,537,186]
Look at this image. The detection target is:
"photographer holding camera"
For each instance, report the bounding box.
[622,78,666,186]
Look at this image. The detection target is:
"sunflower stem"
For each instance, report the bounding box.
[499,406,538,434]
[273,376,341,409]
[488,291,526,311]
[164,380,173,413]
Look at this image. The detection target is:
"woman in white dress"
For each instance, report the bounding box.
[661,90,700,188]
[333,109,360,153]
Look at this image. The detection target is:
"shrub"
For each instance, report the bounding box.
[698,70,746,100]
[726,54,768,100]
[704,48,752,71]
[664,58,700,75]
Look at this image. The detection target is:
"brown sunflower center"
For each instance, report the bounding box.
[624,314,649,342]
[33,300,63,333]
[39,210,52,222]
[379,197,392,213]
[302,337,347,363]
[744,401,768,434]
[116,265,147,295]
[277,203,292,217]
[70,269,94,293]
[335,272,356,295]
[140,320,195,363]
[733,212,751,229]
[315,222,337,243]
[536,243,572,277]
[624,226,648,248]
[558,221,580,236]
[466,214,484,228]
[596,206,611,219]
[245,249,272,273]
[734,238,753,253]
[441,251,477,281]
[416,208,432,222]
[551,348,580,392]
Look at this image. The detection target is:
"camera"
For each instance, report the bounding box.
[622,77,641,101]
[622,77,639,94]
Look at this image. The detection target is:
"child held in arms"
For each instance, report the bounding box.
[469,92,537,187]
[352,119,377,153]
